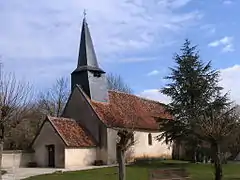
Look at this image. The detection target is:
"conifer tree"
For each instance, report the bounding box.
[158,39,224,160]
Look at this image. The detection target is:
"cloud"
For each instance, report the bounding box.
[220,65,240,104]
[138,89,171,104]
[208,36,234,52]
[223,0,233,5]
[147,70,160,76]
[0,0,201,60]
[0,0,202,88]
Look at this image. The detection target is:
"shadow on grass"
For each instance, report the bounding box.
[132,160,190,170]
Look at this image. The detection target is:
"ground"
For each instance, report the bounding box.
[22,160,240,180]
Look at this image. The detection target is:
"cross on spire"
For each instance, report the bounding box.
[83,9,87,19]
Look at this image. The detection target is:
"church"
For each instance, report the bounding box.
[31,17,173,168]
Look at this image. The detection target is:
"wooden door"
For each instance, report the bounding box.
[47,145,55,167]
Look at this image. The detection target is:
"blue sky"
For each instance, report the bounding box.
[1,0,240,103]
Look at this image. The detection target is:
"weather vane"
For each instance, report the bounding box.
[83,9,87,18]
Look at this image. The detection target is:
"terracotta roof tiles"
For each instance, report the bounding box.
[90,90,172,131]
[47,116,96,147]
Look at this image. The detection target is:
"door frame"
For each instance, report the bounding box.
[46,144,55,167]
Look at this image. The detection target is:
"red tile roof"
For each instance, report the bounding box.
[90,91,172,131]
[48,116,96,147]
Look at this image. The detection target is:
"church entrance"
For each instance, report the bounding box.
[46,144,55,167]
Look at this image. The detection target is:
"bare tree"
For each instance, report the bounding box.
[197,104,240,180]
[116,129,135,180]
[0,69,33,179]
[37,77,70,117]
[107,73,133,94]
[106,73,134,180]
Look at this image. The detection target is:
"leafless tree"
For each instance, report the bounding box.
[0,68,33,179]
[37,77,70,117]
[116,114,138,180]
[106,73,134,180]
[116,129,135,180]
[107,73,133,94]
[196,105,240,180]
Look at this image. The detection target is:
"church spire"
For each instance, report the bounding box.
[74,14,104,73]
[71,14,108,102]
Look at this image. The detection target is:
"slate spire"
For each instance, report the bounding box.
[74,16,104,73]
[71,15,108,102]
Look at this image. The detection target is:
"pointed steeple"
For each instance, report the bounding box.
[74,17,104,73]
[71,15,108,102]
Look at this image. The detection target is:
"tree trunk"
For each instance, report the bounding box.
[0,122,4,180]
[117,146,126,180]
[213,142,222,180]
[0,138,3,180]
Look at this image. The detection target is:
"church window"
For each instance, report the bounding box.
[93,72,101,77]
[148,133,152,146]
[131,134,134,144]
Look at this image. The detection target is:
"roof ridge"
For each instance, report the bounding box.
[91,99,109,105]
[47,116,75,122]
[108,90,167,106]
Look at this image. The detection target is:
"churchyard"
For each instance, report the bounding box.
[23,160,240,180]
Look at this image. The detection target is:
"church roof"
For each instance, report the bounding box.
[48,116,96,147]
[90,90,172,131]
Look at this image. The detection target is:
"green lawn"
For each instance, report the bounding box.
[24,160,240,180]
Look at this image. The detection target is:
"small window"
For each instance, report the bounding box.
[148,133,152,146]
[131,135,134,144]
[93,72,101,77]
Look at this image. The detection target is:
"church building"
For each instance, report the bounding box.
[31,17,173,168]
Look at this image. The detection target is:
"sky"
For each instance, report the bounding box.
[0,0,240,104]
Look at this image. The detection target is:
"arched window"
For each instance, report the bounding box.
[148,133,152,146]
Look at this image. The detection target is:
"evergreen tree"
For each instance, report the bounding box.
[158,39,225,160]
[158,39,240,180]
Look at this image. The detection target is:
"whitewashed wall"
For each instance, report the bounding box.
[107,128,172,164]
[2,151,33,168]
[133,131,172,158]
[107,128,118,164]
[32,121,65,168]
[64,148,96,168]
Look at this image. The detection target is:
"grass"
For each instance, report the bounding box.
[24,160,240,180]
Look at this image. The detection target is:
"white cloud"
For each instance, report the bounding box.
[147,70,159,76]
[0,0,201,61]
[0,0,202,88]
[208,36,234,52]
[223,0,233,5]
[220,65,240,104]
[138,89,171,104]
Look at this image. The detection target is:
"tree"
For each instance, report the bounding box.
[37,77,70,117]
[106,73,134,180]
[116,129,135,180]
[107,73,133,94]
[4,106,43,150]
[0,68,33,179]
[196,98,240,180]
[158,39,223,160]
[157,39,239,180]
